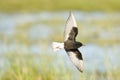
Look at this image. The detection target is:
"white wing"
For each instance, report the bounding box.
[66,49,83,72]
[64,12,78,41]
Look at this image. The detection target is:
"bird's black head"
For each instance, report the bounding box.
[76,42,83,48]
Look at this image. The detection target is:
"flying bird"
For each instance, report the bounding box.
[52,12,84,72]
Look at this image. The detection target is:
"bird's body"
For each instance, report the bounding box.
[64,40,82,50]
[52,12,84,72]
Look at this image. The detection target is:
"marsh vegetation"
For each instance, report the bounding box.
[0,0,120,12]
[0,12,120,80]
[0,0,120,80]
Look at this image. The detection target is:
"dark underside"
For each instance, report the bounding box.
[65,49,83,60]
[64,27,83,60]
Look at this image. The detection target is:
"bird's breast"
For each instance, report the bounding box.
[64,40,76,50]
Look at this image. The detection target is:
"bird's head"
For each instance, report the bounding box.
[76,42,84,48]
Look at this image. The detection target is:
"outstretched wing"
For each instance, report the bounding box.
[65,49,83,72]
[64,12,78,41]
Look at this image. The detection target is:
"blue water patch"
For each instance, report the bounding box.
[0,12,120,72]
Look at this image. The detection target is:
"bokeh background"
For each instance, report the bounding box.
[0,0,120,80]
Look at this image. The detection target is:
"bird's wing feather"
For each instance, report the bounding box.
[65,49,83,72]
[64,12,78,41]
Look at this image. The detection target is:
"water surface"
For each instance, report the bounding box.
[0,12,120,72]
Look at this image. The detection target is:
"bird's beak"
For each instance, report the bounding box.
[83,44,85,46]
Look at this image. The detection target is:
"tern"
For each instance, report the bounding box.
[52,12,84,72]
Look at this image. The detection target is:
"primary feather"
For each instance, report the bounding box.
[65,49,83,72]
[64,12,78,41]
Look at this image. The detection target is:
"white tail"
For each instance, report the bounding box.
[52,42,64,52]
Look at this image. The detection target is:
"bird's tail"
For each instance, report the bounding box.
[52,42,64,52]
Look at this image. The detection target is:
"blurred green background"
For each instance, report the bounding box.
[0,0,120,80]
[0,0,120,12]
